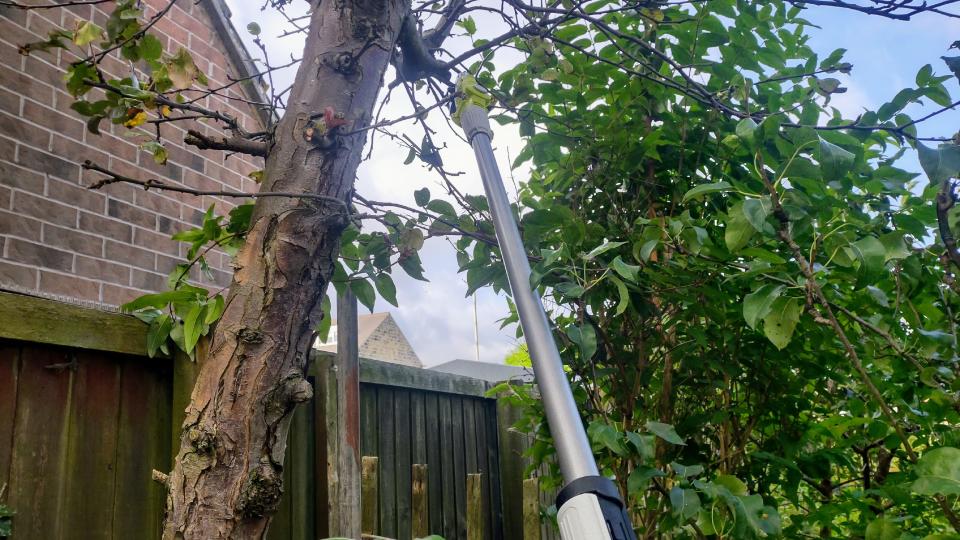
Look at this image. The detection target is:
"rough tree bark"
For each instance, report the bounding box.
[162,0,408,537]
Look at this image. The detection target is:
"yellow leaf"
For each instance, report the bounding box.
[124,110,148,128]
[73,21,104,47]
[160,105,171,117]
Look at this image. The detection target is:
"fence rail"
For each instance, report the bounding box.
[0,290,553,540]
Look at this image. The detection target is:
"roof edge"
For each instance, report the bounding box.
[200,0,274,128]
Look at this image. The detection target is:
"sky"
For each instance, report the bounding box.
[222,1,959,367]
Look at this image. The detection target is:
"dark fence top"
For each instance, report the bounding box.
[0,290,496,398]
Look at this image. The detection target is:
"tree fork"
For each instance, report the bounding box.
[161,0,409,537]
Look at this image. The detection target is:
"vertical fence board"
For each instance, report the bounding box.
[412,464,429,538]
[463,399,478,476]
[438,394,456,539]
[483,401,503,540]
[361,456,379,536]
[111,357,172,539]
[467,473,484,540]
[425,392,443,536]
[452,398,467,539]
[496,398,525,537]
[377,386,397,538]
[395,388,412,540]
[7,346,74,540]
[62,352,123,540]
[410,391,426,466]
[523,478,540,540]
[314,362,331,538]
[0,343,21,492]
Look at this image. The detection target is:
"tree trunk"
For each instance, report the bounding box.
[162,0,408,537]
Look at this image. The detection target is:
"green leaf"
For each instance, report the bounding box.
[865,517,901,540]
[139,34,163,61]
[205,295,225,325]
[611,256,640,282]
[851,236,886,286]
[588,421,626,455]
[682,181,732,203]
[399,254,428,281]
[714,474,748,496]
[743,284,784,330]
[627,466,666,494]
[566,323,597,361]
[74,21,104,47]
[146,314,173,358]
[741,197,774,234]
[735,118,759,146]
[912,447,960,495]
[414,187,430,206]
[584,241,626,260]
[762,297,801,350]
[943,56,960,82]
[121,290,201,312]
[375,273,399,307]
[645,421,685,446]
[351,279,377,312]
[316,295,333,342]
[610,275,630,316]
[671,463,704,478]
[724,202,755,252]
[246,22,261,36]
[670,487,701,520]
[918,142,960,185]
[818,137,855,181]
[183,302,205,353]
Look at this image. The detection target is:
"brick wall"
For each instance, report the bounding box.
[0,0,263,306]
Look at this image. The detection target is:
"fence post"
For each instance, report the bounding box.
[523,477,540,540]
[328,291,361,537]
[467,473,484,540]
[412,464,429,537]
[361,456,379,536]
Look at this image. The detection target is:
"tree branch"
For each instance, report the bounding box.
[184,129,269,158]
[82,161,347,212]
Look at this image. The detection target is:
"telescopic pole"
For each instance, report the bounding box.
[452,74,636,540]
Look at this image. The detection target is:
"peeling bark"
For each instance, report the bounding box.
[161,0,409,537]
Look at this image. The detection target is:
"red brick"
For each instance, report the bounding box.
[0,64,53,105]
[134,190,183,221]
[102,283,146,306]
[0,209,41,240]
[39,270,99,300]
[0,87,19,115]
[42,223,103,257]
[22,100,84,143]
[12,191,77,227]
[75,254,129,284]
[1,110,51,150]
[79,212,132,243]
[0,259,37,289]
[107,198,157,229]
[105,239,154,269]
[0,160,44,194]
[16,145,79,182]
[46,176,106,213]
[6,237,72,271]
[133,227,178,256]
[131,269,166,291]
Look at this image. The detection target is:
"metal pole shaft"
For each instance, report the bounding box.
[467,129,598,483]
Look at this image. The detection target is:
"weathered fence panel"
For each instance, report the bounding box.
[355,358,506,540]
[0,291,546,540]
[0,341,171,540]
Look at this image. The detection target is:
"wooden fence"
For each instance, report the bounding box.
[0,291,552,539]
